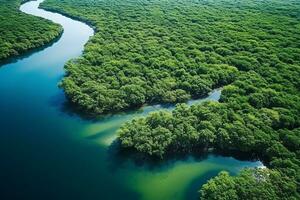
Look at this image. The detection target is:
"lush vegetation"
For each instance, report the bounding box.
[41,0,246,114]
[117,63,300,198]
[41,0,300,116]
[200,169,298,200]
[41,0,300,199]
[0,0,62,62]
[118,72,300,157]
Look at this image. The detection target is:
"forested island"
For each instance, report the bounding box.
[0,0,62,62]
[32,0,300,199]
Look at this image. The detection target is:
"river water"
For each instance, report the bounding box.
[0,0,262,199]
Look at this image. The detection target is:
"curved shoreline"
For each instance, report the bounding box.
[19,0,95,61]
[25,1,225,118]
[39,6,98,32]
[0,29,63,67]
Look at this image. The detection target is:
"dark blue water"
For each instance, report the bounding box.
[0,1,262,199]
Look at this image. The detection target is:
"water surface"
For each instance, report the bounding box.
[0,1,262,199]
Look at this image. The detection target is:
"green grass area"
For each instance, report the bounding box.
[0,0,62,62]
[40,0,300,199]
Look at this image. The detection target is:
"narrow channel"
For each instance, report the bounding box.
[0,1,262,199]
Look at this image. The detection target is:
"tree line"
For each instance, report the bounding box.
[0,0,62,62]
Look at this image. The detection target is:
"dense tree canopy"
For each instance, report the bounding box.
[200,169,298,200]
[41,0,300,115]
[0,0,62,62]
[117,71,300,198]
[41,0,300,199]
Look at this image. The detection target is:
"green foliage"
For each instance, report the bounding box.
[200,171,238,200]
[40,0,259,114]
[0,0,62,62]
[201,169,297,200]
[116,75,300,196]
[41,0,300,115]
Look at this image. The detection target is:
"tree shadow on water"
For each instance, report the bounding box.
[48,91,148,122]
[213,148,263,164]
[185,170,220,200]
[106,140,211,172]
[0,31,63,67]
[106,140,264,173]
[48,91,120,121]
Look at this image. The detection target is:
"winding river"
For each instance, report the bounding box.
[0,0,262,199]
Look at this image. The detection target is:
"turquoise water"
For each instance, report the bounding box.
[0,1,262,199]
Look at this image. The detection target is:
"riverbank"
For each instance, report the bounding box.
[0,0,62,64]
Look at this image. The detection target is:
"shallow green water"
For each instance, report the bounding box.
[0,1,262,199]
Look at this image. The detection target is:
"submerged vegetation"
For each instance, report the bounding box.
[0,0,62,62]
[40,0,300,199]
